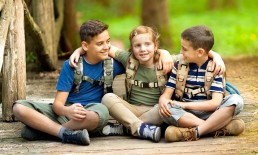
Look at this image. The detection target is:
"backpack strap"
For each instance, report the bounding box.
[204,60,214,99]
[125,55,139,99]
[175,59,215,100]
[73,56,114,94]
[155,64,167,93]
[125,54,167,99]
[73,56,83,93]
[103,57,113,93]
[174,60,189,101]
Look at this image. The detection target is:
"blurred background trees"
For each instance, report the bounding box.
[14,0,258,71]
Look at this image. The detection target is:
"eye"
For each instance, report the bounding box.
[145,42,151,46]
[134,44,141,48]
[182,46,187,51]
[106,39,110,44]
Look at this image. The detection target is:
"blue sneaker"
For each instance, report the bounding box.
[137,123,161,142]
[21,125,58,141]
[62,129,90,145]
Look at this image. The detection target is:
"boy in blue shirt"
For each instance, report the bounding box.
[159,25,244,142]
[12,20,124,145]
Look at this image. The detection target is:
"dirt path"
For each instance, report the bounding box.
[0,56,257,154]
[224,56,258,105]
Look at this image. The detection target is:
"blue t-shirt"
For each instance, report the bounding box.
[56,58,124,105]
[166,58,224,102]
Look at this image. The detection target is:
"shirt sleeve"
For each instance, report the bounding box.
[210,74,224,94]
[56,60,74,92]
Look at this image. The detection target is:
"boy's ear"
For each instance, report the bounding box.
[197,48,206,57]
[81,41,88,51]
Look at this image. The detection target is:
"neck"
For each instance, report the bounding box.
[196,56,209,67]
[139,59,155,68]
[84,54,100,64]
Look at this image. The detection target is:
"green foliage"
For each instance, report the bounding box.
[26,51,37,63]
[76,0,258,57]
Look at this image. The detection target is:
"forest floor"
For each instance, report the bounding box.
[0,56,257,155]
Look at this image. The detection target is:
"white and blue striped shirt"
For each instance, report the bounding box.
[166,58,224,102]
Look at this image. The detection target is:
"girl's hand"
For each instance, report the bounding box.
[158,49,173,74]
[69,48,85,68]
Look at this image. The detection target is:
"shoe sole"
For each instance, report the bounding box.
[153,127,161,142]
[82,129,90,145]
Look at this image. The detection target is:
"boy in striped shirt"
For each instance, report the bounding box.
[159,25,244,142]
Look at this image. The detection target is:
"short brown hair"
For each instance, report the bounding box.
[80,20,108,43]
[181,25,214,53]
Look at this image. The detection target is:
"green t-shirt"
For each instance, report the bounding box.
[115,51,161,106]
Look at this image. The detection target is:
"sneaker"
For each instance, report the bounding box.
[137,123,161,142]
[165,126,197,142]
[21,126,58,141]
[102,123,124,136]
[62,129,90,145]
[214,118,245,137]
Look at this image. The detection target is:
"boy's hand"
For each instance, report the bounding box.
[66,103,88,121]
[211,52,226,76]
[159,99,172,117]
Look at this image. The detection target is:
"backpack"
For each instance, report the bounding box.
[72,56,113,94]
[124,54,167,99]
[174,59,240,101]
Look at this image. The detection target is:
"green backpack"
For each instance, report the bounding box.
[72,56,114,94]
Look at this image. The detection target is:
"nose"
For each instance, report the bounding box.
[180,49,183,55]
[104,42,110,50]
[140,45,146,51]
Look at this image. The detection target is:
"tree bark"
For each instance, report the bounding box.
[0,0,11,72]
[54,0,64,54]
[141,0,172,49]
[23,0,56,70]
[31,0,57,68]
[60,0,79,55]
[2,0,26,121]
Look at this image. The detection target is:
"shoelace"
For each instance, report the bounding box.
[214,128,228,137]
[110,124,123,135]
[182,128,197,141]
[63,130,81,143]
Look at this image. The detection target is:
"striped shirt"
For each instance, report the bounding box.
[166,58,224,102]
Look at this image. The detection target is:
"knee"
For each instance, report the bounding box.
[229,94,244,109]
[12,103,25,119]
[101,93,117,107]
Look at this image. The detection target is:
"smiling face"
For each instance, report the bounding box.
[82,30,111,64]
[131,33,156,66]
[180,38,199,64]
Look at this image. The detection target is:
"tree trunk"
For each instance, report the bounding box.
[31,0,57,67]
[60,0,79,56]
[141,0,172,49]
[23,1,54,70]
[2,0,26,121]
[207,0,219,10]
[223,0,236,9]
[0,0,11,72]
[54,0,64,55]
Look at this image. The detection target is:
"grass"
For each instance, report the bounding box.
[76,0,258,57]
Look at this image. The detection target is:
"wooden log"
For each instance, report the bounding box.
[2,0,26,121]
[0,0,10,73]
